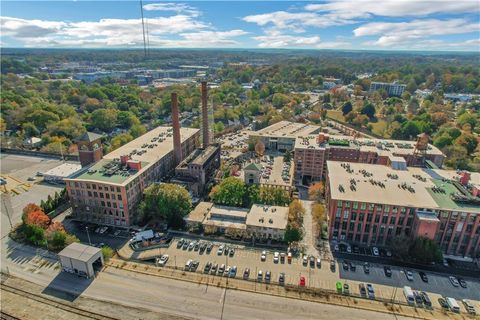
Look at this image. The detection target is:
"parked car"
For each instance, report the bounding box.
[184,259,193,271]
[363,262,370,274]
[189,260,199,272]
[265,271,271,282]
[458,278,467,288]
[229,266,237,278]
[218,264,225,275]
[194,242,200,251]
[287,252,292,263]
[346,245,352,253]
[413,291,423,306]
[188,241,195,251]
[176,239,184,249]
[243,268,250,279]
[210,263,218,274]
[182,241,189,250]
[206,242,213,253]
[273,252,279,263]
[349,262,356,272]
[419,271,428,283]
[280,253,286,263]
[204,262,212,273]
[330,260,336,272]
[384,266,392,277]
[229,248,235,257]
[366,284,375,299]
[217,245,224,255]
[438,297,449,310]
[303,255,308,266]
[359,283,367,297]
[309,256,315,267]
[462,299,477,315]
[372,247,379,256]
[157,254,169,266]
[257,270,263,281]
[386,250,392,257]
[279,272,285,285]
[404,270,414,281]
[421,292,432,307]
[334,244,339,252]
[342,261,349,271]
[224,266,231,277]
[449,276,460,287]
[261,250,267,261]
[316,258,321,268]
[299,276,306,286]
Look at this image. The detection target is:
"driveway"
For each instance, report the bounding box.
[299,199,319,257]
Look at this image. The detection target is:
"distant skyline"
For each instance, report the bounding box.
[1,1,479,51]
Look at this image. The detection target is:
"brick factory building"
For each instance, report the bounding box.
[325,161,480,259]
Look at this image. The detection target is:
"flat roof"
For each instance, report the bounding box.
[327,161,480,214]
[185,201,213,223]
[191,145,219,166]
[69,126,199,186]
[209,205,249,219]
[253,121,320,139]
[296,134,444,157]
[43,162,82,178]
[58,242,101,262]
[246,204,288,230]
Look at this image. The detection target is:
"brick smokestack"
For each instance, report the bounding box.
[201,81,210,148]
[171,92,182,164]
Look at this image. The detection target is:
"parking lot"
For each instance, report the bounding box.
[148,238,480,314]
[64,220,129,249]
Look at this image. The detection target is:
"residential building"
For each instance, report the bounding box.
[370,81,406,96]
[65,126,200,227]
[325,161,480,259]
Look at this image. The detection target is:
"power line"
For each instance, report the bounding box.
[140,0,147,58]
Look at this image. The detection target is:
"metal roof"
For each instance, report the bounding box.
[58,242,102,262]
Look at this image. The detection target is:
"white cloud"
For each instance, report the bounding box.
[355,19,480,47]
[143,3,200,16]
[305,0,479,18]
[0,15,245,48]
[252,29,321,48]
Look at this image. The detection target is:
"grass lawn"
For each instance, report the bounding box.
[370,119,388,137]
[326,110,345,122]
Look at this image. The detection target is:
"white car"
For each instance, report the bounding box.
[405,270,413,281]
[261,250,267,261]
[449,276,460,287]
[346,245,352,253]
[217,245,224,255]
[372,247,379,256]
[273,252,279,263]
[157,254,169,266]
[334,244,339,252]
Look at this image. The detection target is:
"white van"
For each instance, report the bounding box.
[445,297,460,313]
[403,286,415,305]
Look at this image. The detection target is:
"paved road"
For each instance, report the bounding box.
[300,199,319,257]
[2,238,415,320]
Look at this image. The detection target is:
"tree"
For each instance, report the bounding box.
[22,203,42,222]
[284,150,292,163]
[255,140,265,156]
[288,199,304,228]
[272,93,290,108]
[22,223,45,246]
[389,235,411,260]
[284,224,302,243]
[341,101,352,115]
[308,182,325,202]
[26,210,51,229]
[90,108,118,131]
[259,186,290,206]
[214,121,225,133]
[129,124,146,138]
[311,203,325,225]
[139,183,192,228]
[117,111,140,128]
[101,246,114,262]
[457,113,477,130]
[455,133,478,154]
[409,237,443,264]
[47,230,67,251]
[361,102,376,119]
[209,177,246,207]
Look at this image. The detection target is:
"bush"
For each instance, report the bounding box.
[102,246,114,262]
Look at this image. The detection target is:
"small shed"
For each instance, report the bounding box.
[58,243,104,278]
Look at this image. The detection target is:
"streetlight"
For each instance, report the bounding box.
[86,226,92,246]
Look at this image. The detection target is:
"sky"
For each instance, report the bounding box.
[1,0,479,51]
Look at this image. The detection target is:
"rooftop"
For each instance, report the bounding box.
[185,201,213,224]
[253,121,320,139]
[58,242,101,262]
[246,204,288,230]
[75,131,104,143]
[327,161,480,214]
[295,134,444,157]
[191,145,219,166]
[43,162,82,178]
[69,126,199,186]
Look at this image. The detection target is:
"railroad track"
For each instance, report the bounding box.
[1,311,21,320]
[1,283,119,320]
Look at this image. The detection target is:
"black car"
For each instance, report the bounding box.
[458,278,467,288]
[206,243,213,253]
[190,260,199,272]
[413,291,423,306]
[359,283,367,297]
[229,248,235,257]
[203,262,212,273]
[224,246,229,255]
[419,271,428,283]
[342,261,349,271]
[383,266,392,277]
[353,245,360,254]
[279,272,285,285]
[438,298,449,310]
[199,242,207,253]
[420,292,432,307]
[330,260,336,272]
[349,262,356,272]
[176,239,184,249]
[309,256,315,267]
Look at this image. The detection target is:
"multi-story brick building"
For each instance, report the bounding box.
[370,81,406,96]
[325,161,480,259]
[65,126,200,227]
[294,133,445,183]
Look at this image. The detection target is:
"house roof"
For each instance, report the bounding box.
[75,132,104,143]
[58,242,101,262]
[244,163,262,171]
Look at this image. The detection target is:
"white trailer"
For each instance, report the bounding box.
[131,229,154,242]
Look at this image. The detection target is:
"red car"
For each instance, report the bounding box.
[299,276,306,286]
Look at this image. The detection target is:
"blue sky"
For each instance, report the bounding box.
[1,1,479,51]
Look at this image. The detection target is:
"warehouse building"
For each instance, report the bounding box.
[58,242,104,278]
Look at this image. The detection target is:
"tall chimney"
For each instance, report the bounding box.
[171,92,182,164]
[201,81,210,148]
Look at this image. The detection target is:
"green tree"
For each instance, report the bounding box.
[361,102,376,119]
[90,108,118,131]
[129,124,146,138]
[341,101,352,115]
[389,235,411,260]
[409,237,443,264]
[214,121,225,133]
[139,183,192,228]
[284,224,302,243]
[101,246,114,261]
[117,111,140,128]
[272,93,290,108]
[209,177,246,207]
[22,224,46,246]
[457,113,477,130]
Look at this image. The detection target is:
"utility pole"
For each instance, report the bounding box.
[140,0,147,58]
[86,226,92,246]
[1,192,13,231]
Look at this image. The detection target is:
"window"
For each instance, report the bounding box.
[118,195,122,201]
[100,193,104,198]
[92,184,97,190]
[343,210,349,219]
[353,202,358,209]
[361,203,367,210]
[88,191,92,197]
[106,193,110,199]
[116,187,121,192]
